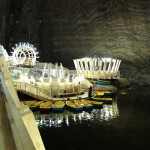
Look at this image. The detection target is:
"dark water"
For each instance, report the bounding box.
[34,86,150,150]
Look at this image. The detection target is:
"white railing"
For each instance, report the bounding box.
[13,81,52,100]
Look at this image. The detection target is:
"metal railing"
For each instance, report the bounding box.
[13,81,52,100]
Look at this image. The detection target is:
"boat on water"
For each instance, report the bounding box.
[39,101,53,113]
[94,90,105,96]
[92,101,103,108]
[75,100,93,110]
[23,100,37,106]
[88,79,110,85]
[96,79,110,85]
[82,99,103,108]
[52,101,65,112]
[29,101,43,111]
[92,97,113,104]
[93,90,112,97]
[66,101,83,111]
[88,79,97,84]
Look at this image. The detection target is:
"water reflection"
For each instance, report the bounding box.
[34,98,119,127]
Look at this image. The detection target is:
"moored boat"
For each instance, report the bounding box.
[82,99,93,104]
[88,79,111,85]
[39,101,53,113]
[92,97,112,104]
[94,90,105,96]
[23,100,37,106]
[66,101,83,111]
[76,100,93,110]
[52,101,65,112]
[82,99,103,108]
[74,100,85,107]
[93,90,112,97]
[87,79,97,84]
[96,79,110,85]
[91,101,103,108]
[29,101,43,111]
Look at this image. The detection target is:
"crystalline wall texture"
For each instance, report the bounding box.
[4,0,150,85]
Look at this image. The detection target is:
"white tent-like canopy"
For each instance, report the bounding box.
[73,57,121,79]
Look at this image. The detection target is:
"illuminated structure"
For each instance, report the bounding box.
[3,43,88,98]
[1,43,123,99]
[10,42,39,66]
[73,57,121,79]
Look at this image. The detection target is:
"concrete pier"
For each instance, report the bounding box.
[0,56,45,150]
[0,88,17,150]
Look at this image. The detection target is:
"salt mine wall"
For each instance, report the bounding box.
[2,0,150,85]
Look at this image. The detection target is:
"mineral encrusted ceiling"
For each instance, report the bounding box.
[1,0,150,85]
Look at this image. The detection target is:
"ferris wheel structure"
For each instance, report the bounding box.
[11,42,39,66]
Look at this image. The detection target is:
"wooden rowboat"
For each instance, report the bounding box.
[23,100,37,106]
[66,101,83,111]
[75,100,93,110]
[96,80,110,85]
[29,101,43,111]
[39,101,53,113]
[82,99,103,108]
[92,97,112,104]
[91,101,103,108]
[52,101,65,112]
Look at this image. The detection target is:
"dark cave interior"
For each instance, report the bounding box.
[0,0,150,85]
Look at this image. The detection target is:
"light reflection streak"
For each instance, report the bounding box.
[34,100,119,127]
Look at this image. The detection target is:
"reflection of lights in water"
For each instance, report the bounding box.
[100,102,119,121]
[57,119,63,124]
[65,116,69,126]
[73,115,77,123]
[119,88,131,95]
[78,114,82,121]
[85,113,91,120]
[34,101,119,127]
[121,92,126,95]
[78,112,84,121]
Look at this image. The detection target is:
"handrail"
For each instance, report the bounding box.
[13,81,52,100]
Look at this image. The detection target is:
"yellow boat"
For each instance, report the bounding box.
[29,101,43,111]
[81,99,93,104]
[82,99,103,108]
[23,100,37,105]
[66,101,83,111]
[92,97,112,104]
[75,100,93,110]
[39,101,53,113]
[93,90,112,97]
[52,101,65,112]
[75,100,85,107]
[96,90,105,96]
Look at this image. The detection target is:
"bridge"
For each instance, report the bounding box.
[14,81,53,101]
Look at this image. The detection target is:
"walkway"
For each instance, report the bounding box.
[14,81,89,102]
[0,89,17,150]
